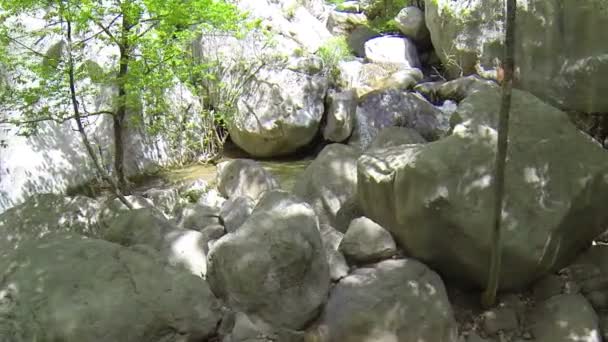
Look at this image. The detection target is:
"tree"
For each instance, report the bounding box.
[482,0,517,308]
[0,0,243,194]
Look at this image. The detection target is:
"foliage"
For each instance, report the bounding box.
[0,0,247,185]
[317,36,354,82]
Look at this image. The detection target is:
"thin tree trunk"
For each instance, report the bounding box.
[114,8,131,192]
[482,0,516,308]
[64,11,133,209]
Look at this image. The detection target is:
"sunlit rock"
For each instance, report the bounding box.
[217,159,280,201]
[357,88,608,290]
[207,190,329,330]
[293,144,359,227]
[323,90,357,143]
[339,217,397,263]
[307,259,458,342]
[0,233,221,342]
[364,36,420,68]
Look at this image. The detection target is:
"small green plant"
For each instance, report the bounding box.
[317,37,354,81]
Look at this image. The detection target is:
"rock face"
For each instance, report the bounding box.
[217,159,280,200]
[339,217,397,263]
[103,208,208,277]
[349,89,442,149]
[364,36,420,68]
[529,294,601,342]
[395,6,430,45]
[0,193,100,251]
[207,190,330,330]
[308,259,458,342]
[230,67,328,157]
[0,234,222,342]
[358,88,608,290]
[368,126,426,150]
[323,90,357,142]
[320,224,349,281]
[220,196,255,233]
[293,144,359,227]
[425,0,608,113]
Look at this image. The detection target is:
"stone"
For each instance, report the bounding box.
[339,217,397,263]
[482,307,519,335]
[348,89,442,150]
[425,0,608,113]
[200,223,226,255]
[0,193,101,252]
[207,190,330,330]
[323,90,357,142]
[307,259,459,342]
[414,81,444,103]
[230,67,328,157]
[347,26,380,57]
[102,208,208,277]
[320,224,349,281]
[197,188,227,208]
[293,144,359,227]
[437,76,499,102]
[395,6,430,45]
[368,126,426,150]
[220,196,255,233]
[96,195,156,229]
[142,187,179,216]
[288,7,333,53]
[334,196,363,233]
[221,311,305,342]
[0,233,221,342]
[327,10,367,36]
[533,275,565,301]
[357,88,608,290]
[217,159,280,200]
[564,245,608,310]
[529,294,601,342]
[364,36,420,68]
[175,203,221,231]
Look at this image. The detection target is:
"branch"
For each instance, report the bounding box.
[75,13,122,46]
[92,19,121,46]
[4,35,46,58]
[0,110,114,126]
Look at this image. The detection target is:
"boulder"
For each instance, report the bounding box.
[320,224,350,281]
[221,311,305,342]
[323,90,357,142]
[197,188,227,208]
[347,26,380,57]
[103,208,207,277]
[349,89,442,149]
[142,187,180,216]
[0,233,221,342]
[307,259,458,342]
[334,196,363,233]
[368,126,426,150]
[200,223,226,255]
[437,76,499,103]
[220,196,255,233]
[97,195,155,229]
[357,88,608,290]
[339,217,397,263]
[0,193,100,251]
[217,159,280,200]
[230,67,328,157]
[293,144,359,227]
[395,6,430,45]
[564,245,608,310]
[288,7,333,53]
[425,0,608,113]
[175,203,222,231]
[364,36,420,68]
[207,190,330,330]
[529,294,601,342]
[327,10,368,36]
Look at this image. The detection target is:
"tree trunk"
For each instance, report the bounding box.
[482,0,516,308]
[114,8,132,193]
[64,12,132,209]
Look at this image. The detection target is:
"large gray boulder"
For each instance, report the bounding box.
[217,159,280,200]
[368,126,426,150]
[339,217,397,263]
[349,89,442,149]
[564,245,608,311]
[425,0,608,113]
[207,190,330,330]
[306,259,458,342]
[220,196,255,233]
[327,10,368,36]
[364,36,420,68]
[323,90,357,142]
[358,88,608,290]
[0,233,222,342]
[142,187,180,216]
[103,208,208,277]
[0,193,100,251]
[320,224,349,281]
[395,6,430,45]
[529,294,601,342]
[230,67,328,157]
[97,195,156,229]
[175,203,222,231]
[293,144,359,227]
